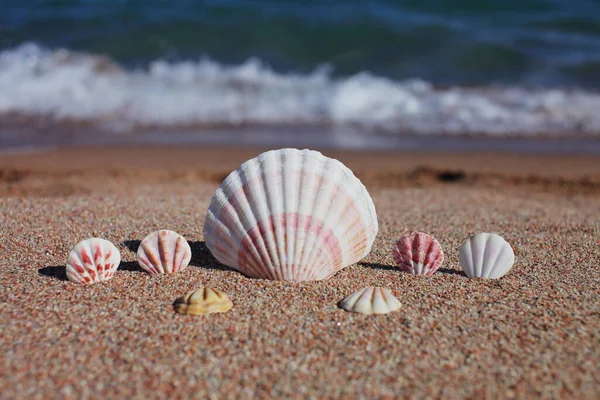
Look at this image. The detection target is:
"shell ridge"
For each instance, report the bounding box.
[72,248,90,281]
[294,153,326,280]
[358,288,374,313]
[294,154,323,280]
[94,243,103,272]
[341,163,378,246]
[302,162,345,280]
[289,152,304,280]
[95,240,106,274]
[289,152,308,280]
[138,254,157,274]
[480,234,494,277]
[85,239,97,279]
[254,157,283,280]
[398,238,414,274]
[272,150,288,279]
[284,149,304,280]
[299,156,334,280]
[173,236,183,272]
[402,237,415,274]
[424,236,438,275]
[372,288,385,313]
[412,233,423,274]
[240,212,276,278]
[327,188,365,266]
[215,175,256,274]
[216,174,253,269]
[470,236,480,277]
[461,239,473,277]
[306,155,350,277]
[256,162,282,280]
[340,291,360,309]
[256,153,280,279]
[287,150,306,279]
[484,236,504,278]
[141,242,161,274]
[214,220,238,268]
[67,252,87,282]
[159,231,170,273]
[281,151,291,280]
[319,160,355,270]
[490,242,514,278]
[176,237,189,272]
[385,289,402,311]
[337,173,373,244]
[381,288,390,309]
[392,243,401,268]
[238,168,276,279]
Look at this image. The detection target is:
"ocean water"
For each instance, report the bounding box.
[2,0,600,151]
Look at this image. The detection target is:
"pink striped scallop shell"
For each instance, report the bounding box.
[392,232,444,276]
[137,230,192,275]
[203,148,378,282]
[66,238,121,284]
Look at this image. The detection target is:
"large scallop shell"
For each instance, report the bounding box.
[392,232,444,275]
[203,148,378,282]
[66,238,121,284]
[459,233,515,278]
[338,287,401,315]
[174,288,233,316]
[137,230,192,274]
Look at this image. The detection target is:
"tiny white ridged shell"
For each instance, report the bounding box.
[203,148,378,282]
[66,238,121,284]
[137,230,192,274]
[459,233,515,278]
[339,287,401,315]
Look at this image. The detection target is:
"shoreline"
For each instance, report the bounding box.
[2,120,600,155]
[1,145,599,198]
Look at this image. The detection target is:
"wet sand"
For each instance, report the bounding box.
[0,146,599,398]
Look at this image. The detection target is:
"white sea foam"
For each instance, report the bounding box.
[2,43,600,136]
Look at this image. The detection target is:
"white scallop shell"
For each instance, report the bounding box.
[203,148,378,281]
[137,230,192,274]
[66,238,121,284]
[459,233,515,278]
[339,287,401,315]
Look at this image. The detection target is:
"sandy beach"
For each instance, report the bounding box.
[1,146,599,399]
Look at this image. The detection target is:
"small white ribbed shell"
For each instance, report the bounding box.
[203,148,378,282]
[459,233,515,278]
[137,230,192,274]
[66,238,121,284]
[339,287,402,315]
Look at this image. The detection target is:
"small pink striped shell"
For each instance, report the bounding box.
[66,238,121,284]
[392,232,444,276]
[137,230,192,274]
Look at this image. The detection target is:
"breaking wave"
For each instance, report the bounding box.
[2,43,600,137]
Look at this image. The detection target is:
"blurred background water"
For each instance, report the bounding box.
[2,0,600,151]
